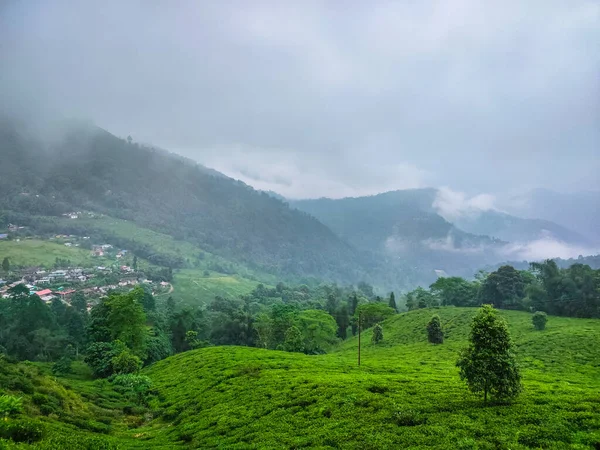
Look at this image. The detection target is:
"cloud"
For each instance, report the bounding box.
[499,236,599,261]
[1,1,598,197]
[433,187,497,222]
[181,145,429,199]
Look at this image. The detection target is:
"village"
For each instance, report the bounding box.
[0,231,172,309]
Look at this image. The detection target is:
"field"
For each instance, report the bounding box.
[2,308,599,449]
[0,239,108,268]
[164,269,262,308]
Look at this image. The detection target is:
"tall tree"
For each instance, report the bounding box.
[1,257,9,272]
[456,305,522,404]
[105,287,147,358]
[388,292,398,312]
[334,305,349,339]
[479,266,525,309]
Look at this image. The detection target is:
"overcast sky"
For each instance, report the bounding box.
[1,0,598,199]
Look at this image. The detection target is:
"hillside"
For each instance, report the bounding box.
[292,189,592,281]
[1,308,598,448]
[0,119,370,285]
[136,308,599,448]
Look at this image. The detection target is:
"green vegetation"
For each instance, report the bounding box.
[532,311,548,330]
[457,305,522,404]
[0,307,598,448]
[426,314,444,344]
[0,239,108,268]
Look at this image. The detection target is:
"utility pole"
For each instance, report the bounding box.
[358,312,362,366]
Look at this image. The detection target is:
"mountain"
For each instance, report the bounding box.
[502,188,600,244]
[292,189,596,280]
[453,209,590,245]
[0,119,372,284]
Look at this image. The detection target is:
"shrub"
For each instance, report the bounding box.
[112,374,152,405]
[0,419,45,443]
[532,311,548,330]
[0,395,22,419]
[426,315,444,344]
[371,323,383,344]
[111,350,142,375]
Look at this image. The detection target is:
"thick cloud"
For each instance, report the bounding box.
[1,0,598,198]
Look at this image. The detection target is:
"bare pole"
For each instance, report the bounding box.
[358,312,361,366]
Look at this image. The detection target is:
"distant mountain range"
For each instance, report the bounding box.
[1,117,597,292]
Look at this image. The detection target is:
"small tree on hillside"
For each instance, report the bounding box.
[372,323,383,344]
[456,305,522,404]
[532,311,548,330]
[426,315,444,344]
[283,326,304,353]
[388,292,398,312]
[1,257,9,272]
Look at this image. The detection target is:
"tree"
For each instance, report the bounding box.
[105,288,147,357]
[479,266,525,310]
[112,348,142,374]
[388,292,397,312]
[426,315,444,344]
[430,277,478,307]
[282,326,303,353]
[132,255,138,271]
[295,309,338,354]
[70,292,87,314]
[334,305,349,339]
[532,311,548,330]
[354,303,395,329]
[456,305,522,404]
[372,323,383,344]
[1,257,9,272]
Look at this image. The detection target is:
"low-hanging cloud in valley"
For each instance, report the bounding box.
[433,187,498,222]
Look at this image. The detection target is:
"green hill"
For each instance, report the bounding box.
[1,308,599,448]
[135,308,599,448]
[0,119,370,285]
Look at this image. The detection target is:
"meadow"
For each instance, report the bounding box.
[1,308,598,449]
[0,239,108,268]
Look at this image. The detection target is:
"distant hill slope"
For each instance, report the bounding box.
[503,188,600,244]
[454,209,590,245]
[0,119,370,284]
[139,308,600,449]
[292,189,593,277]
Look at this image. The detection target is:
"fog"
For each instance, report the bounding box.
[1,0,598,200]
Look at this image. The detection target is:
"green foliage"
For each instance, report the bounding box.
[111,349,142,375]
[479,265,526,309]
[371,323,383,344]
[0,395,22,419]
[0,419,45,443]
[426,315,444,344]
[355,303,395,329]
[282,326,303,353]
[1,257,9,272]
[84,341,126,378]
[295,309,338,354]
[456,305,522,404]
[104,288,147,358]
[430,277,478,307]
[111,374,152,405]
[388,292,397,312]
[532,311,548,330]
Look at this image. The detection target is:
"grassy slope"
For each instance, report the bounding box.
[136,308,600,449]
[72,217,266,307]
[0,239,110,268]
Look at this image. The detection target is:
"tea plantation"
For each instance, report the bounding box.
[1,307,599,448]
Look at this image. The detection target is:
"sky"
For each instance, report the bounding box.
[1,0,599,199]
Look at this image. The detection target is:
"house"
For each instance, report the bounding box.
[35,289,53,297]
[56,289,76,300]
[0,234,8,239]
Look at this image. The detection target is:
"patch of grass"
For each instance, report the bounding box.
[0,239,108,268]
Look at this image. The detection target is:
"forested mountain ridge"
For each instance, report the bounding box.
[292,188,591,253]
[0,119,371,283]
